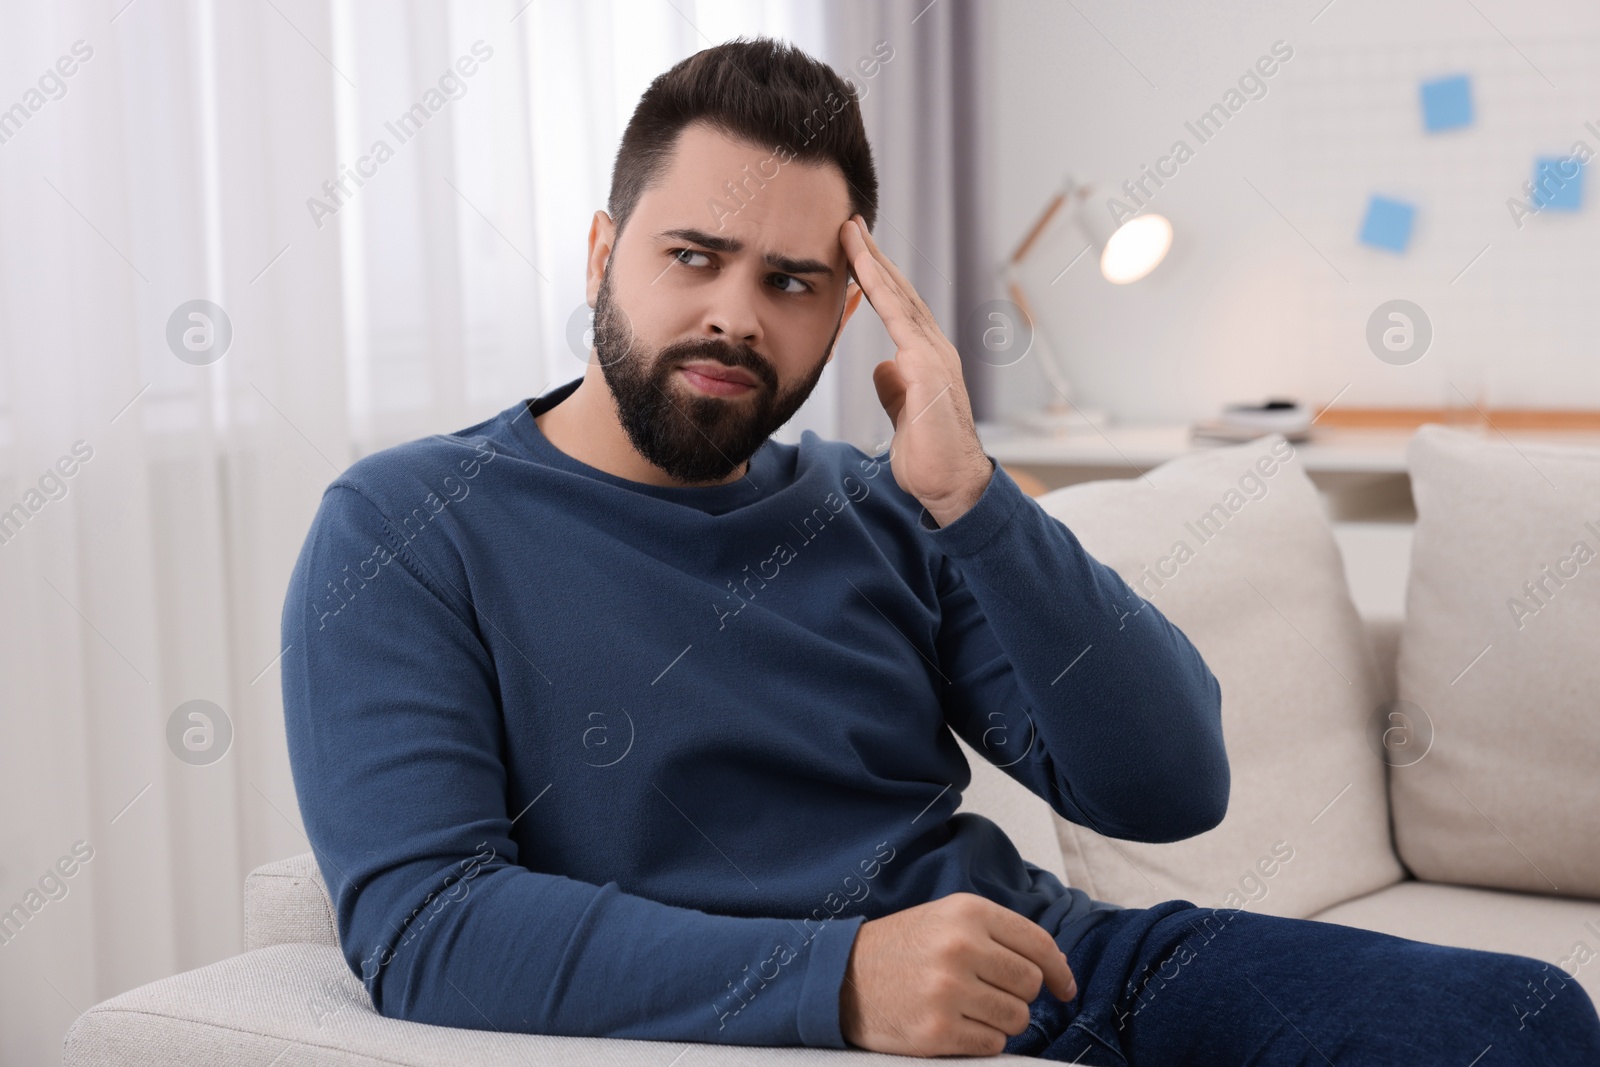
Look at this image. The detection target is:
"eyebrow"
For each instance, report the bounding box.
[655,227,836,279]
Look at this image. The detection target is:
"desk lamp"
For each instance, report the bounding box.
[1002,177,1172,433]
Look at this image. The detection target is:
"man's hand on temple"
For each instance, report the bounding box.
[841,214,994,529]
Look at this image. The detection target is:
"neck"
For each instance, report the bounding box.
[534,360,749,489]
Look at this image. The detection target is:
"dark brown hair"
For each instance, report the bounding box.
[607,37,878,238]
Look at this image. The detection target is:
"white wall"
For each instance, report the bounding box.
[983,0,1600,426]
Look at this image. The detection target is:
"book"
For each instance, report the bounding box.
[1190,398,1313,443]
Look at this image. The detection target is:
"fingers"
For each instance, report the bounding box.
[944,1017,1013,1058]
[839,218,923,346]
[973,943,1049,1004]
[841,217,962,383]
[959,982,1032,1040]
[982,904,1078,1004]
[851,214,926,317]
[850,216,950,368]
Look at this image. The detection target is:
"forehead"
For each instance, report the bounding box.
[630,121,853,253]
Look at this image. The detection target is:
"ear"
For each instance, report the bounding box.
[585,210,615,306]
[825,280,866,364]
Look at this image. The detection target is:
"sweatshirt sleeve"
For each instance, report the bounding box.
[925,459,1230,843]
[280,484,865,1048]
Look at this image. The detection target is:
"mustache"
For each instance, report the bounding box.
[659,338,777,390]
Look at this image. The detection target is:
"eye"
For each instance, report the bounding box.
[768,272,810,294]
[672,248,711,268]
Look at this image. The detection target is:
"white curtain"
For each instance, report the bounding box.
[0,0,974,1060]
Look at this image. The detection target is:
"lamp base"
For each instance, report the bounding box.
[1012,402,1111,435]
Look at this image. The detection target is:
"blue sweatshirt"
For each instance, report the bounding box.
[280,377,1228,1049]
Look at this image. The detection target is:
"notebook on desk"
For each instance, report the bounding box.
[1189,419,1314,443]
[1191,399,1314,443]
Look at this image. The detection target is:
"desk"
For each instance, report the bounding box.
[978,421,1427,521]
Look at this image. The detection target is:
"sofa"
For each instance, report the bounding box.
[64,425,1600,1064]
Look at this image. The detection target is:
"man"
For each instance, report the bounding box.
[282,37,1600,1064]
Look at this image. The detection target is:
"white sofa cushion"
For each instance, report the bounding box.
[1391,425,1600,897]
[955,735,1072,886]
[1035,433,1405,916]
[1311,880,1600,1000]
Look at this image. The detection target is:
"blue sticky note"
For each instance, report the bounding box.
[1534,156,1584,210]
[1420,75,1474,132]
[1359,196,1417,252]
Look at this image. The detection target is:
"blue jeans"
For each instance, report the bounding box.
[1005,899,1600,1065]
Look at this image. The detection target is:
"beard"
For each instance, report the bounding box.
[591,268,841,484]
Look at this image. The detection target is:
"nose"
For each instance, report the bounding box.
[702,275,763,349]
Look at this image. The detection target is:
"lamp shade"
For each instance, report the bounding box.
[1100,213,1172,284]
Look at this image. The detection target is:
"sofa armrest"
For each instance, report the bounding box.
[245,852,339,951]
[64,942,1018,1065]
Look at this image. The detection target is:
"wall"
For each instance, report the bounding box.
[982,0,1600,426]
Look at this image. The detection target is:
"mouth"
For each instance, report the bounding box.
[678,361,759,397]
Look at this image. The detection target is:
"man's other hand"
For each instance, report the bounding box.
[839,891,1077,1057]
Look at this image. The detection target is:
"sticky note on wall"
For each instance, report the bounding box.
[1534,156,1584,210]
[1420,74,1474,132]
[1359,196,1417,252]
